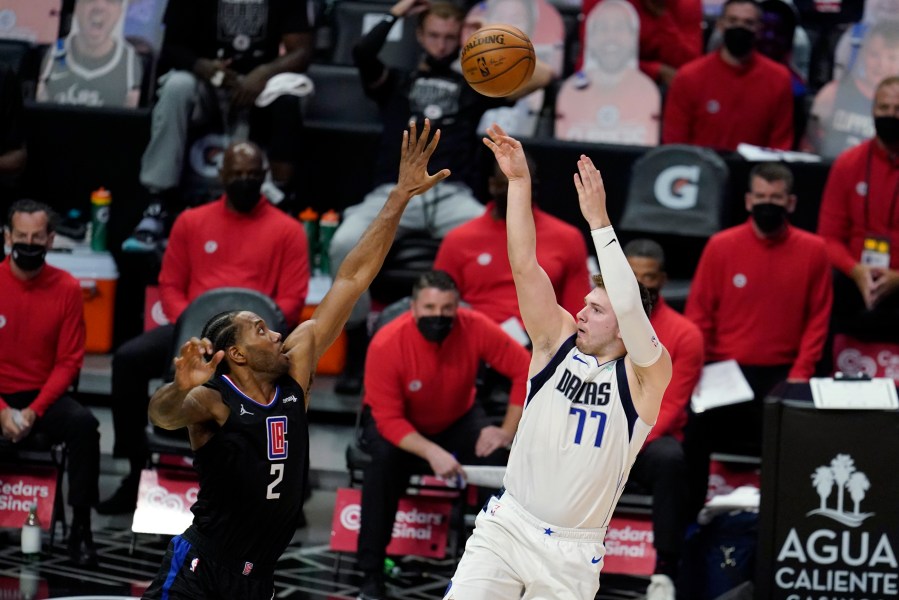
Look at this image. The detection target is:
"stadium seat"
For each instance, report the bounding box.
[619,144,730,310]
[331,1,422,71]
[303,62,382,133]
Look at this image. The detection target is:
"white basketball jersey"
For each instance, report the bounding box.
[503,335,652,529]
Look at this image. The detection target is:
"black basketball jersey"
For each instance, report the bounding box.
[191,373,309,568]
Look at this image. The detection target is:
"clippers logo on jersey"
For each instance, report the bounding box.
[266,416,288,460]
[556,369,611,406]
[242,561,253,576]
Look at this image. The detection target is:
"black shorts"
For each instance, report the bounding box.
[142,534,275,600]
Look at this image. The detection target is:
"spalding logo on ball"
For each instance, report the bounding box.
[460,25,536,98]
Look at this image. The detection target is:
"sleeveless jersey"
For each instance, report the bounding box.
[503,335,652,529]
[191,373,309,567]
[39,37,142,107]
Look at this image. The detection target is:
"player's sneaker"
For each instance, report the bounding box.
[645,574,675,600]
[122,202,168,253]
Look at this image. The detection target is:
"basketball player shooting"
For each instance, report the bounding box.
[443,125,673,599]
[140,120,449,600]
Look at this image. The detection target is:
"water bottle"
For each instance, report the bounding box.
[318,210,340,276]
[21,499,41,561]
[299,207,319,274]
[90,187,112,252]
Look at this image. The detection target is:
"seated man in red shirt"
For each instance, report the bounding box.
[1,200,100,566]
[624,238,704,600]
[684,162,832,514]
[98,141,309,514]
[662,0,794,151]
[356,270,530,600]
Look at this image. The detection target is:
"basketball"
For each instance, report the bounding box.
[460,25,536,98]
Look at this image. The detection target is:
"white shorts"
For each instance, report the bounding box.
[444,491,607,600]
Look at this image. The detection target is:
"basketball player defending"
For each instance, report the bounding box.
[141,120,450,600]
[444,125,673,599]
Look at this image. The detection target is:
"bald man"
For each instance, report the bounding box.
[99,141,310,514]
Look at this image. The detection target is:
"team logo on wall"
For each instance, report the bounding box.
[807,454,873,527]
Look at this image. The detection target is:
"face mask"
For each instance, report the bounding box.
[645,286,660,311]
[226,177,264,213]
[417,315,454,343]
[11,242,48,272]
[723,26,756,58]
[875,116,899,145]
[751,203,787,235]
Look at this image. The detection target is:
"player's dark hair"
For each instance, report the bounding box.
[412,270,459,299]
[6,199,58,233]
[623,238,666,270]
[591,274,652,318]
[201,310,241,375]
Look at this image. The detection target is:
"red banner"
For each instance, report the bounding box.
[0,572,50,599]
[131,468,199,535]
[0,467,58,531]
[329,488,452,558]
[602,515,656,576]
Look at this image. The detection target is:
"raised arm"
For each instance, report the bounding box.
[282,120,450,395]
[148,337,228,436]
[483,125,576,369]
[574,155,672,421]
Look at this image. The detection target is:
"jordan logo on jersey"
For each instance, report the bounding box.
[240,404,254,416]
[556,369,611,406]
[267,416,288,460]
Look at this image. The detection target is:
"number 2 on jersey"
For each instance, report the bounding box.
[267,464,284,499]
[569,407,607,447]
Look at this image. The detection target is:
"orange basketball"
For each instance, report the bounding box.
[460,25,536,98]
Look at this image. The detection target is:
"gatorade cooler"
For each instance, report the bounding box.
[46,250,119,353]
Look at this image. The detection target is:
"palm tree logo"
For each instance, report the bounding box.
[807,453,874,527]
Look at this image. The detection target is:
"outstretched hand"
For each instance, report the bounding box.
[483,124,529,182]
[395,118,450,198]
[573,154,609,230]
[173,337,224,392]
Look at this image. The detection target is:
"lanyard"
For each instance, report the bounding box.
[863,144,899,231]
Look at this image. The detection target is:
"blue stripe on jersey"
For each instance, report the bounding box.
[526,334,577,406]
[161,535,192,600]
[615,359,638,441]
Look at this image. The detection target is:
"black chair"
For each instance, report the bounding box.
[618,144,731,311]
[147,288,290,460]
[368,233,441,308]
[303,63,382,133]
[330,1,422,71]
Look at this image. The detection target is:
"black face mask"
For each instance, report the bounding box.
[645,286,660,312]
[723,26,756,59]
[417,315,454,343]
[751,203,788,235]
[875,116,899,145]
[226,177,264,213]
[11,243,48,272]
[425,53,457,73]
